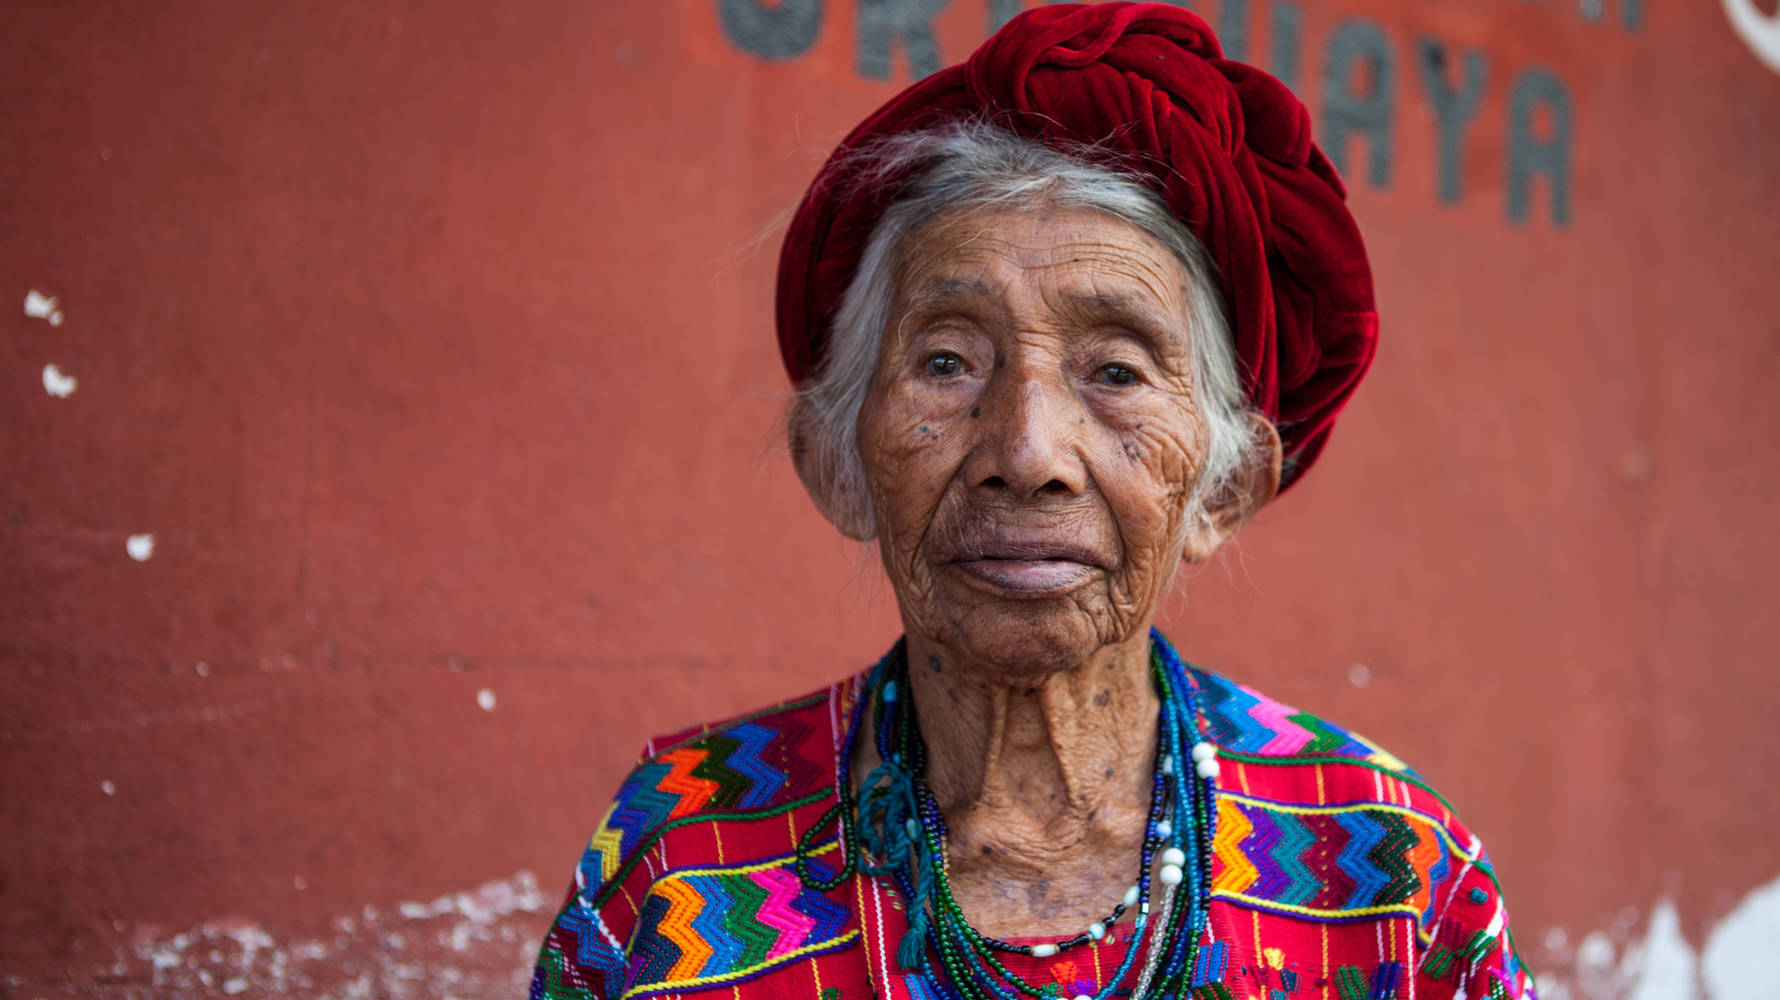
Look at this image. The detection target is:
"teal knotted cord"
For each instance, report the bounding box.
[852,677,940,970]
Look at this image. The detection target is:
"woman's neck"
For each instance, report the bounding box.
[900,629,1160,937]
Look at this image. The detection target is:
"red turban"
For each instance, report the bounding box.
[775,2,1378,489]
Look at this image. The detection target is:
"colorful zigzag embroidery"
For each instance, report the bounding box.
[1210,793,1474,938]
[532,901,624,1000]
[619,848,857,999]
[579,701,827,885]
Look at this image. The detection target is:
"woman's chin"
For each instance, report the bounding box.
[938,602,1117,679]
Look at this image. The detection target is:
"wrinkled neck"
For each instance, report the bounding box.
[902,631,1159,868]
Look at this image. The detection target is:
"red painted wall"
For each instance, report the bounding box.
[4,1,1777,996]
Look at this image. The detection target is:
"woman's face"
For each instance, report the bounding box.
[856,204,1229,676]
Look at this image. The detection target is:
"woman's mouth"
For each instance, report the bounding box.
[945,540,1105,598]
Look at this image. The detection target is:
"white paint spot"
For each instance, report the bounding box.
[1702,874,1780,1000]
[126,534,155,561]
[42,363,77,398]
[1626,901,1699,1000]
[1724,0,1780,74]
[195,661,210,677]
[24,289,59,322]
[476,689,497,712]
[100,780,116,796]
[1347,663,1371,688]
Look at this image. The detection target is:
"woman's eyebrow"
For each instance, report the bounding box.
[1056,291,1186,349]
[902,276,992,309]
[1058,290,1172,322]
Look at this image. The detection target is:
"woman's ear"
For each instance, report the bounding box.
[1179,412,1282,564]
[788,397,877,542]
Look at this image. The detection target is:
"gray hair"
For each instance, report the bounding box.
[793,120,1264,540]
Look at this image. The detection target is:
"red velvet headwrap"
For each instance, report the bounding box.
[775,2,1378,489]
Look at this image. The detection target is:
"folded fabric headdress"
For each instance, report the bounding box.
[776,1,1377,489]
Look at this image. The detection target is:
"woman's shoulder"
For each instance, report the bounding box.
[531,678,862,1000]
[1193,666,1452,813]
[1192,668,1535,998]
[579,678,853,888]
[1191,665,1489,869]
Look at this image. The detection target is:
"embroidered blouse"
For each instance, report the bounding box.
[530,651,1535,1000]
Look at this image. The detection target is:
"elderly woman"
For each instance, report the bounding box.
[532,5,1531,1000]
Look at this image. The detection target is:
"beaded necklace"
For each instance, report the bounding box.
[796,630,1220,1000]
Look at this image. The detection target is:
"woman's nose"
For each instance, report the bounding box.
[962,367,1088,500]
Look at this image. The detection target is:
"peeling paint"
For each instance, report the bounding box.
[127,533,155,561]
[1701,875,1780,1000]
[1538,873,1780,1000]
[42,362,77,397]
[477,688,497,712]
[5,871,555,998]
[1626,902,1698,1000]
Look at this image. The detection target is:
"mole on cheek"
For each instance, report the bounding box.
[1124,442,1143,460]
[970,406,981,419]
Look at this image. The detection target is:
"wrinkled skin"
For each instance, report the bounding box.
[802,204,1280,938]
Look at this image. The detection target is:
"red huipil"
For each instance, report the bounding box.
[531,652,1534,1000]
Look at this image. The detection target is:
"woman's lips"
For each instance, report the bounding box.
[950,557,1099,597]
[944,539,1105,598]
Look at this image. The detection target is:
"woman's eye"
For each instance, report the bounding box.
[925,352,964,377]
[1096,363,1139,386]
